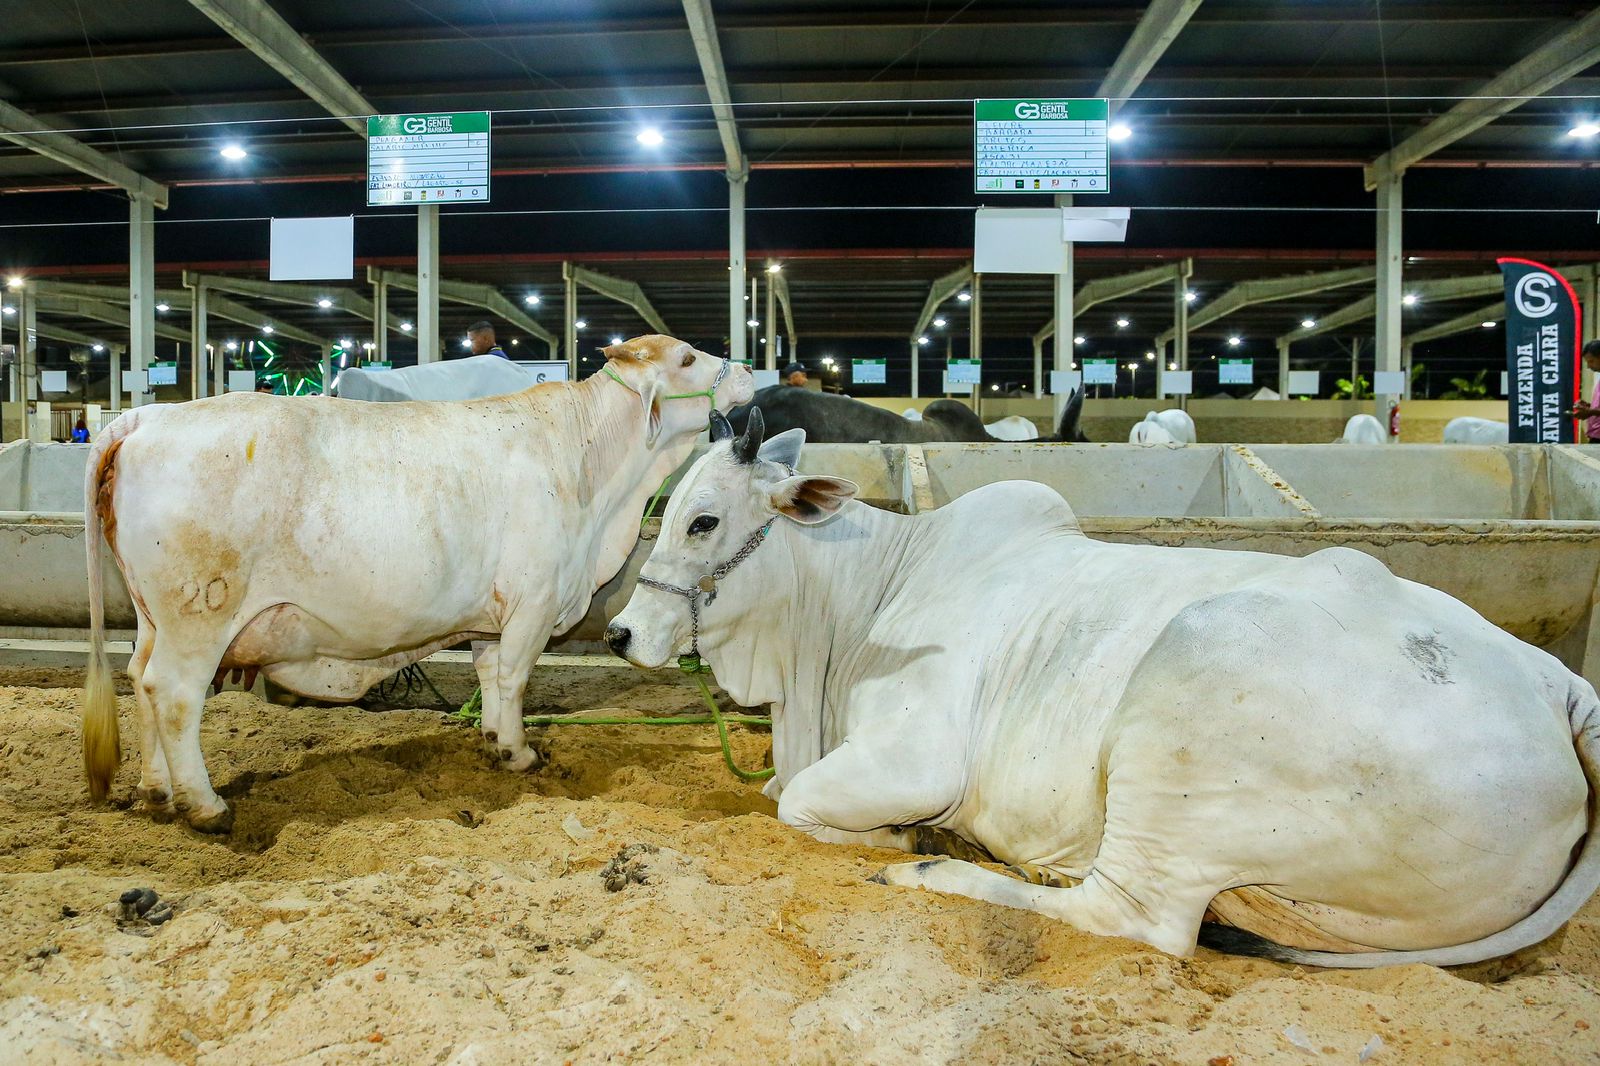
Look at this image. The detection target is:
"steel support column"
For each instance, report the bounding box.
[20,288,36,402]
[189,283,208,399]
[970,274,983,363]
[563,262,578,373]
[1052,193,1073,397]
[129,196,156,407]
[1373,172,1403,432]
[416,205,440,363]
[764,266,777,369]
[1277,338,1291,399]
[374,275,389,361]
[1032,338,1044,399]
[910,341,920,399]
[728,175,747,364]
[109,345,122,413]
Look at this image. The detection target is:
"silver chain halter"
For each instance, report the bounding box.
[636,517,776,672]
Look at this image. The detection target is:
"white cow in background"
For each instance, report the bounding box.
[1444,416,1510,444]
[1139,408,1196,444]
[984,415,1041,441]
[82,336,753,833]
[606,409,1599,967]
[1337,413,1386,444]
[1129,421,1176,444]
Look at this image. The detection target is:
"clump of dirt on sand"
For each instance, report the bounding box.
[1,663,1596,1064]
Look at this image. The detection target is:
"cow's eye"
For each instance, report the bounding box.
[688,514,719,535]
[681,352,696,367]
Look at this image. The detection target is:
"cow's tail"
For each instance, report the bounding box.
[1202,679,1600,969]
[82,418,129,802]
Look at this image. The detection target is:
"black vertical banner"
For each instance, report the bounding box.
[1498,257,1582,444]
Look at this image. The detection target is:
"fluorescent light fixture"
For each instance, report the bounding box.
[1402,293,1418,307]
[524,294,540,306]
[956,292,971,303]
[317,298,332,309]
[1568,122,1600,138]
[1481,320,1497,328]
[1301,318,1316,329]
[220,144,247,161]
[575,319,587,329]
[636,127,664,147]
[933,317,947,328]
[1227,335,1241,347]
[917,335,930,345]
[400,321,413,332]
[1115,318,1130,329]
[1108,123,1132,141]
[155,302,169,313]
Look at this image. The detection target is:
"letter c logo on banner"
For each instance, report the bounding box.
[1014,102,1042,119]
[1514,273,1558,318]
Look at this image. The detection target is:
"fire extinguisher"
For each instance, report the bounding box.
[1389,403,1401,439]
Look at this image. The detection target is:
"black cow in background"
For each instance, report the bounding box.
[728,386,1086,444]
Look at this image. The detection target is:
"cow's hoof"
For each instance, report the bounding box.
[867,869,889,886]
[187,805,235,835]
[501,748,543,773]
[482,730,498,743]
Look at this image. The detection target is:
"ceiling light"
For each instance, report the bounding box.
[1402,293,1418,307]
[933,317,946,328]
[956,292,971,303]
[1184,290,1197,303]
[339,338,353,349]
[510,338,518,346]
[0,306,12,316]
[822,356,835,366]
[1227,336,1241,347]
[6,277,21,289]
[155,302,169,313]
[400,322,413,332]
[220,144,247,161]
[92,343,104,352]
[261,325,273,334]
[225,340,238,351]
[1300,318,1316,329]
[317,298,332,309]
[460,337,471,349]
[917,335,930,346]
[1481,320,1497,328]
[524,294,540,306]
[990,384,1000,392]
[1144,351,1155,360]
[747,318,759,328]
[1115,318,1129,329]
[362,342,374,350]
[610,335,624,345]
[1069,362,1077,370]
[636,127,664,147]
[766,263,782,274]
[1125,363,1139,371]
[1073,335,1086,346]
[1167,362,1177,371]
[1108,123,1132,142]
[1568,122,1600,138]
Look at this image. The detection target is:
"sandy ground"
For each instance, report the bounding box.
[1,661,1597,1065]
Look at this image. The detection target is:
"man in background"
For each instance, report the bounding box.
[1568,339,1600,444]
[781,362,808,387]
[468,321,509,359]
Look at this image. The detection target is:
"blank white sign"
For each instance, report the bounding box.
[40,370,68,392]
[974,208,1068,275]
[270,216,354,280]
[1160,370,1193,396]
[1287,370,1320,395]
[1373,371,1407,395]
[227,370,257,393]
[753,369,780,389]
[122,370,148,393]
[1500,371,1508,395]
[1049,370,1082,394]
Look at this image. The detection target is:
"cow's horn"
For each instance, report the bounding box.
[709,410,734,442]
[733,407,764,464]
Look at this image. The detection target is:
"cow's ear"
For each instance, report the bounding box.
[757,427,805,469]
[769,474,857,524]
[640,376,664,446]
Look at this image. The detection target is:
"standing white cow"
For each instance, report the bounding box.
[1443,416,1510,444]
[1139,408,1196,443]
[82,336,753,832]
[605,409,1599,966]
[1337,413,1386,444]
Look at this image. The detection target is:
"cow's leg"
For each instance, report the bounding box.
[140,643,232,833]
[126,622,174,817]
[472,620,547,773]
[775,710,958,850]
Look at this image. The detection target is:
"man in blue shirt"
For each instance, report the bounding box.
[468,321,509,359]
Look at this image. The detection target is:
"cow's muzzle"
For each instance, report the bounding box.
[604,623,632,657]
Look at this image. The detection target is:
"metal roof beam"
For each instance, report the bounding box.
[184,273,404,332]
[1033,263,1185,343]
[772,272,797,343]
[1156,265,1373,344]
[185,0,374,136]
[1278,295,1377,342]
[31,280,188,305]
[680,0,746,178]
[910,263,974,342]
[33,322,106,347]
[1365,6,1600,187]
[33,293,189,344]
[1279,270,1529,342]
[372,267,559,349]
[1408,301,1507,345]
[201,292,330,347]
[1097,0,1205,111]
[0,99,168,207]
[567,265,670,335]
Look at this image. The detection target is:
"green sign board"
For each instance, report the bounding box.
[367,112,491,207]
[947,358,982,386]
[1082,357,1117,385]
[974,98,1110,194]
[1219,357,1254,385]
[364,361,394,371]
[148,360,178,386]
[852,358,886,384]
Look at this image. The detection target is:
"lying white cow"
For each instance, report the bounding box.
[1128,421,1176,444]
[984,415,1040,442]
[606,409,1599,967]
[81,336,753,832]
[1443,416,1510,444]
[1140,408,1196,444]
[1337,413,1386,444]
